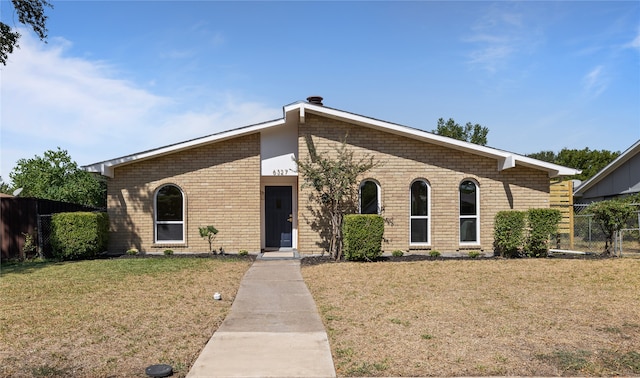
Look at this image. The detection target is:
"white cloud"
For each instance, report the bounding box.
[582,65,609,98]
[624,31,640,50]
[464,4,542,73]
[0,30,280,182]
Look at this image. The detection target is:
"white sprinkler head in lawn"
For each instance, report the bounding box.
[213,292,222,300]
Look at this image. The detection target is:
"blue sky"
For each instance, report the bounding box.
[1,1,639,182]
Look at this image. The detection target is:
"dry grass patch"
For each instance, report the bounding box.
[302,258,640,377]
[0,257,253,377]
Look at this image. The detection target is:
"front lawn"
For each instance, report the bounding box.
[0,257,253,377]
[302,258,640,377]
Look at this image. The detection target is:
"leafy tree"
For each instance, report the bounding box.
[432,118,489,146]
[1,0,52,65]
[586,199,634,256]
[9,148,106,207]
[526,150,556,163]
[0,177,11,195]
[295,135,379,260]
[526,148,620,181]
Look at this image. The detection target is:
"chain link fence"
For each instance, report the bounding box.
[572,203,640,256]
[37,214,54,258]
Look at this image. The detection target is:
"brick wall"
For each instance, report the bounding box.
[297,114,550,255]
[106,134,261,254]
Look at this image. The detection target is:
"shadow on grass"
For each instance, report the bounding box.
[536,349,640,375]
[0,259,64,276]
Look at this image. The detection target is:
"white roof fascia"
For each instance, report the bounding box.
[84,118,286,177]
[85,100,582,179]
[297,103,581,178]
[574,139,640,196]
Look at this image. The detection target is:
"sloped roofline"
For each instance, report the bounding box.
[573,139,640,197]
[84,100,581,178]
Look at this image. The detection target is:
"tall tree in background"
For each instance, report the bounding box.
[527,148,620,181]
[0,177,11,194]
[432,118,489,146]
[9,148,106,207]
[1,0,52,65]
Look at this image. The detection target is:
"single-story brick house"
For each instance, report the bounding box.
[84,97,579,256]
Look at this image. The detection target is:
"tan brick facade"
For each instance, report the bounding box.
[296,114,550,255]
[106,134,261,254]
[102,110,554,256]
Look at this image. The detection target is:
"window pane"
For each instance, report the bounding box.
[460,219,477,242]
[459,181,476,216]
[411,218,428,243]
[360,181,378,214]
[411,181,428,216]
[157,224,183,241]
[157,186,183,221]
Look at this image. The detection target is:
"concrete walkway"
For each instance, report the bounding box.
[186,252,336,378]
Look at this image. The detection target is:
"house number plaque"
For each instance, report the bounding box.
[272,169,291,176]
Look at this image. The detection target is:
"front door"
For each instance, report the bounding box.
[265,186,293,249]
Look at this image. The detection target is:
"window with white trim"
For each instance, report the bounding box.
[459,180,479,244]
[359,179,380,214]
[155,184,184,243]
[410,180,430,244]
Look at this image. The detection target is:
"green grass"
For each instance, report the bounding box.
[0,257,253,378]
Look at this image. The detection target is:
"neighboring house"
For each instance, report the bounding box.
[84,97,579,256]
[573,139,640,203]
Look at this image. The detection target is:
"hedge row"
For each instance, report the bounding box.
[494,208,561,257]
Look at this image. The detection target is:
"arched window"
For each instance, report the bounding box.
[360,180,380,214]
[459,180,479,244]
[410,180,430,244]
[155,184,184,243]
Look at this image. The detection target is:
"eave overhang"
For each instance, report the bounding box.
[84,118,285,178]
[84,100,581,179]
[288,102,580,178]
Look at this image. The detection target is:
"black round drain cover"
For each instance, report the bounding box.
[145,364,173,377]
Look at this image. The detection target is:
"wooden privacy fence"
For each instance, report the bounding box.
[1,197,103,260]
[550,179,574,249]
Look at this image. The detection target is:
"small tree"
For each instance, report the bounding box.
[295,135,379,260]
[587,200,634,256]
[198,225,219,254]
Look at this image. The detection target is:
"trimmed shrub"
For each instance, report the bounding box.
[163,249,174,255]
[525,208,562,257]
[342,214,384,261]
[468,250,483,259]
[50,212,109,260]
[429,250,441,257]
[392,250,404,257]
[494,210,526,257]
